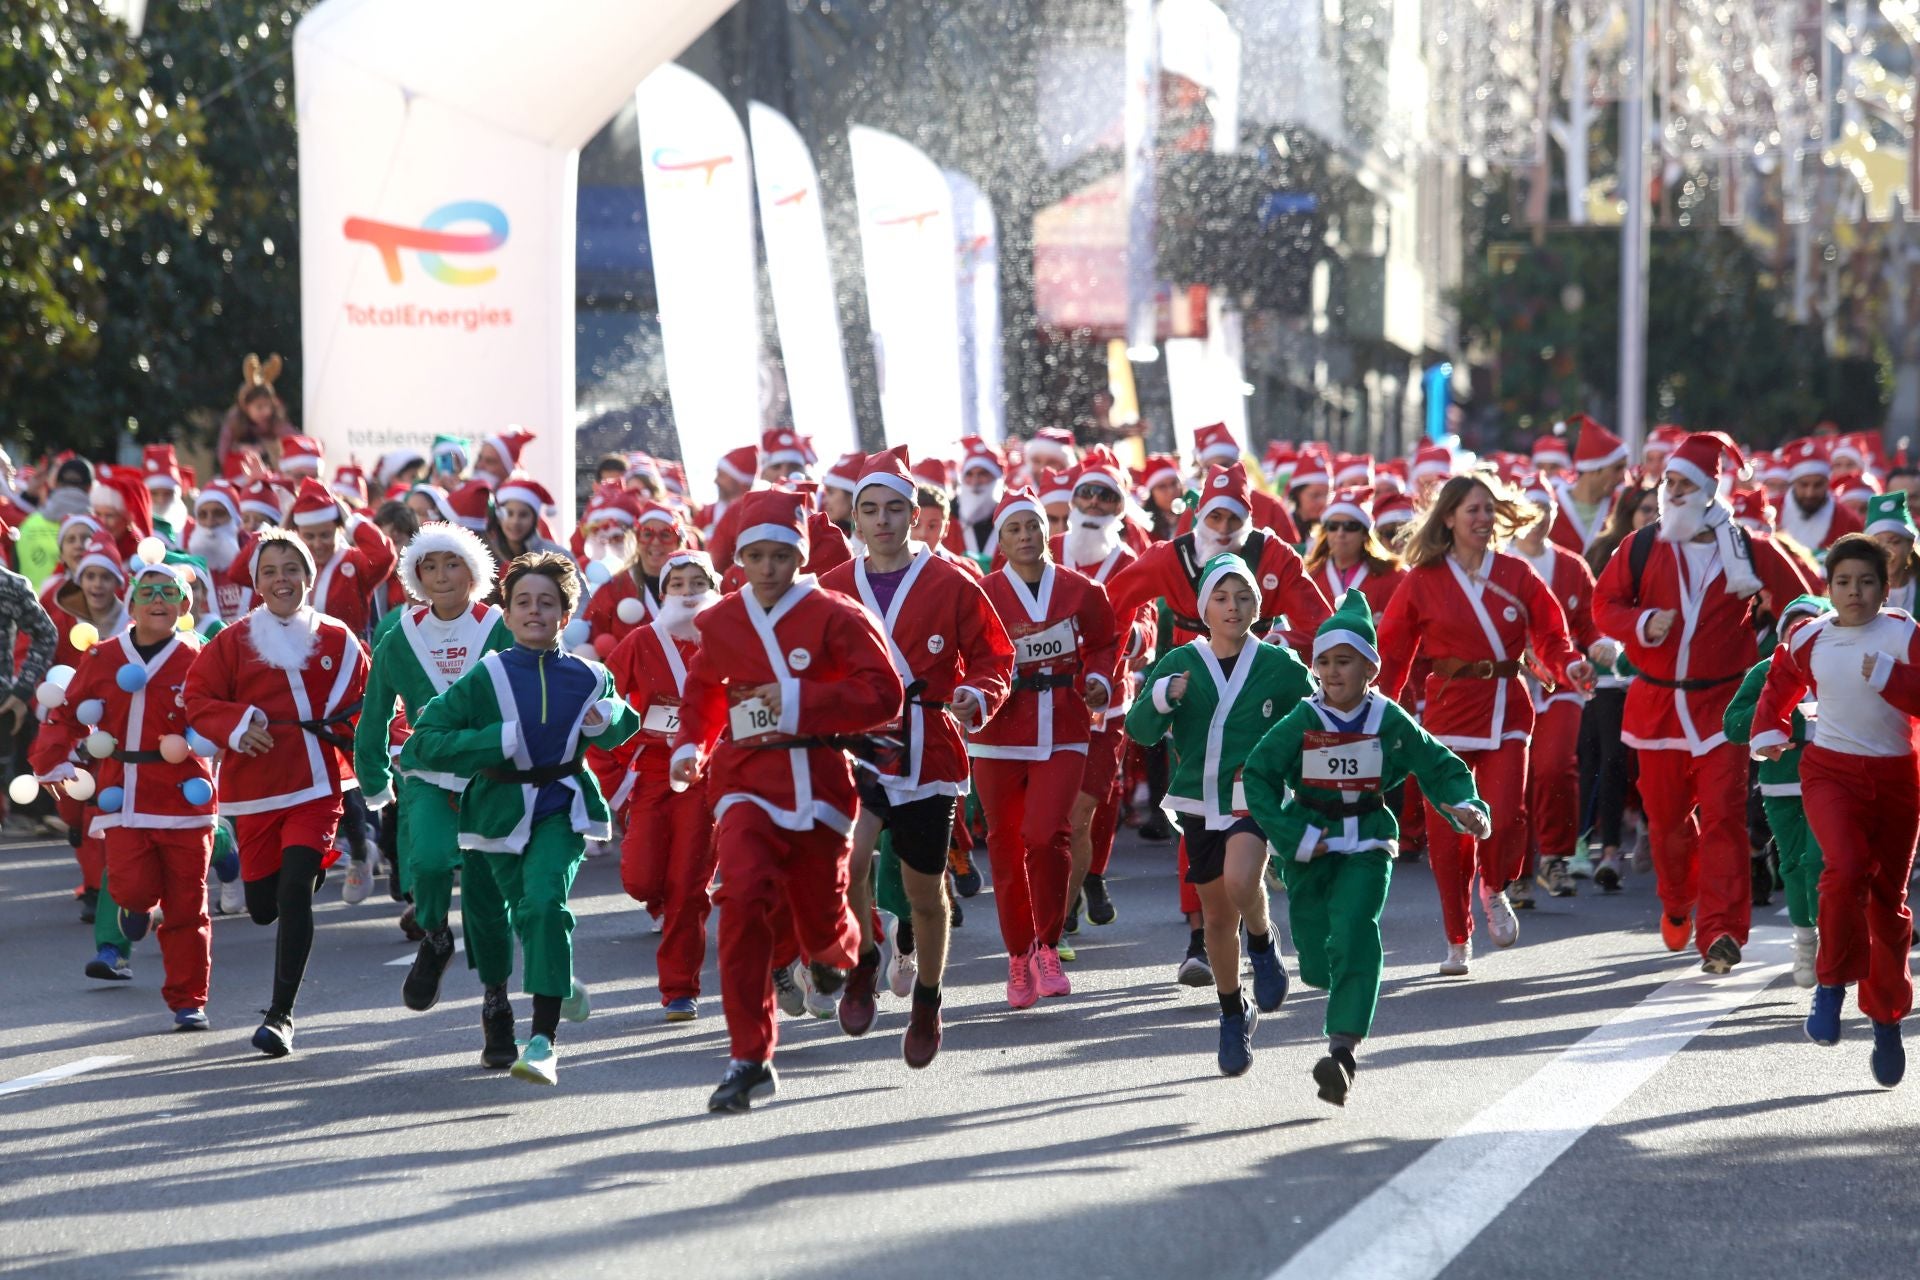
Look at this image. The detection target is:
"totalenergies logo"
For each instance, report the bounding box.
[649,147,734,187]
[873,205,942,232]
[342,201,510,286]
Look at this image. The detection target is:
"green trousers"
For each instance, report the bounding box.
[94,871,129,958]
[398,776,464,932]
[472,813,583,999]
[1763,794,1823,930]
[1280,848,1392,1039]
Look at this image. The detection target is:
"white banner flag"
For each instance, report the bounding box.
[946,171,1003,444]
[1123,0,1160,355]
[748,102,859,461]
[850,125,965,458]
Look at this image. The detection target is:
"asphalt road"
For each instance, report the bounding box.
[1,827,1913,1280]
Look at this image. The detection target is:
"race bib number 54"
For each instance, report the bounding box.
[1300,731,1383,792]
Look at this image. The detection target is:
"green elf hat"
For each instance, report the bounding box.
[1313,588,1379,665]
[1778,592,1830,635]
[1196,553,1264,622]
[431,434,472,473]
[1864,491,1917,540]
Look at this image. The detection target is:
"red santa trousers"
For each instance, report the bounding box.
[712,803,861,1062]
[1636,742,1749,956]
[973,753,1081,955]
[1528,700,1582,863]
[1801,744,1919,1023]
[105,825,214,1010]
[1426,741,1528,944]
[236,795,345,882]
[619,773,718,1004]
[1080,727,1126,877]
[1177,838,1200,915]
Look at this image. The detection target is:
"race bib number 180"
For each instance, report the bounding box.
[1300,731,1384,793]
[729,697,779,741]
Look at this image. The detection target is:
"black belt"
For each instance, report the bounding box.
[1013,671,1079,693]
[483,761,584,786]
[111,750,167,764]
[1295,791,1386,818]
[1170,610,1273,637]
[1637,673,1741,692]
[268,697,363,753]
[743,731,905,773]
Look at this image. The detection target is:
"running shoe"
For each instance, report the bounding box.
[1629,828,1654,875]
[1871,1021,1905,1087]
[481,986,517,1069]
[78,887,98,924]
[1660,912,1693,952]
[1064,888,1083,936]
[1593,852,1624,893]
[341,857,373,905]
[802,966,839,1019]
[1700,935,1741,975]
[402,924,456,1012]
[885,914,916,998]
[1217,994,1257,1077]
[511,1034,558,1086]
[1750,854,1774,908]
[118,907,152,942]
[903,1001,942,1069]
[1007,950,1039,1009]
[252,1011,294,1057]
[1483,886,1520,947]
[772,962,807,1018]
[1536,858,1576,898]
[1083,872,1116,925]
[949,889,964,928]
[1032,943,1071,997]
[560,979,591,1023]
[1791,927,1818,989]
[1567,847,1596,879]
[1138,810,1175,843]
[1313,1047,1357,1107]
[950,843,982,897]
[1806,983,1844,1046]
[1056,931,1078,962]
[85,945,131,981]
[650,913,665,935]
[1248,943,1289,1012]
[808,960,847,997]
[397,903,426,943]
[708,1059,777,1113]
[1176,942,1214,988]
[663,997,699,1022]
[217,877,245,917]
[1438,941,1470,976]
[1506,877,1535,910]
[172,1007,210,1032]
[838,949,880,1037]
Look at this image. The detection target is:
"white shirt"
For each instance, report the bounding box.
[1809,613,1914,757]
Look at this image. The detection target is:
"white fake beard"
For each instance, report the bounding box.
[657,591,719,643]
[1063,512,1121,566]
[956,483,1000,526]
[1657,486,1707,543]
[247,606,318,672]
[1194,523,1249,561]
[188,525,240,572]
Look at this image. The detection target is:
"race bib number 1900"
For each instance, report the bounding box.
[1014,619,1078,667]
[1300,731,1384,793]
[729,696,779,741]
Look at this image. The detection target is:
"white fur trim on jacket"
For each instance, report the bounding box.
[400,522,498,604]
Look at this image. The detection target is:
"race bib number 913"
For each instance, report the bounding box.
[1300,731,1384,793]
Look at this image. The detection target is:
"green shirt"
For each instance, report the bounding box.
[354,602,513,806]
[1723,655,1808,796]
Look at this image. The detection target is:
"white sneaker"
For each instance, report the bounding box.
[772,961,807,1018]
[218,877,245,916]
[1568,847,1596,879]
[1438,941,1471,976]
[1792,926,1818,988]
[884,913,917,998]
[650,912,664,934]
[802,964,839,1019]
[342,858,373,905]
[1482,884,1519,948]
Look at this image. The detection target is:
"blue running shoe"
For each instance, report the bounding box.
[118,908,151,943]
[511,1034,558,1085]
[1217,995,1258,1077]
[1871,1021,1905,1087]
[663,996,698,1022]
[1249,943,1289,1013]
[173,1007,209,1032]
[559,979,591,1023]
[85,945,131,981]
[1805,983,1844,1046]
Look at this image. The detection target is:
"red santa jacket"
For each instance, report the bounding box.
[1311,557,1407,622]
[717,514,853,595]
[671,577,902,835]
[1106,530,1332,657]
[969,561,1120,761]
[820,548,1014,801]
[583,567,660,652]
[1174,487,1301,546]
[934,543,985,581]
[184,607,370,815]
[311,516,396,637]
[1547,480,1616,555]
[1377,552,1580,752]
[1513,541,1601,712]
[599,619,698,809]
[1779,493,1865,552]
[31,630,215,833]
[1053,532,1149,729]
[41,580,127,674]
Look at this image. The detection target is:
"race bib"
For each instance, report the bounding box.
[729,696,779,742]
[642,702,681,737]
[1300,731,1384,793]
[1014,619,1078,667]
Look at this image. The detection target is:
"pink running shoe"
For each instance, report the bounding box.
[1007,950,1039,1009]
[1032,943,1071,998]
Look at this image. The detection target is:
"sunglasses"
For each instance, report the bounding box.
[131,582,186,604]
[1073,485,1121,503]
[1322,521,1367,534]
[635,526,683,545]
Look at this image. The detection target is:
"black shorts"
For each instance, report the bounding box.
[1179,814,1267,885]
[856,772,957,876]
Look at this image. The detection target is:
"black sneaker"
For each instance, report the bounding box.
[949,891,964,928]
[480,985,517,1070]
[398,903,426,943]
[808,959,847,997]
[402,925,456,1012]
[708,1059,778,1113]
[78,887,98,925]
[1313,1047,1357,1107]
[1702,935,1742,975]
[1177,942,1214,988]
[1217,995,1257,1077]
[1084,873,1116,925]
[252,1010,294,1058]
[1750,855,1774,908]
[1137,811,1175,844]
[1064,889,1083,936]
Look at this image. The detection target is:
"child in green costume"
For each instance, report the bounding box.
[1243,590,1489,1107]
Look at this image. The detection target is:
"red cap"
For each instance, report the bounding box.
[1193,422,1240,463]
[496,472,554,513]
[1195,461,1253,521]
[142,444,183,489]
[1568,414,1627,472]
[759,429,815,470]
[988,486,1046,541]
[822,449,867,494]
[278,434,325,475]
[730,489,811,563]
[959,436,1005,480]
[856,445,918,504]
[717,445,760,487]
[1532,436,1572,468]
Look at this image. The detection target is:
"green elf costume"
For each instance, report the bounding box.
[354,522,516,1045]
[398,565,640,1086]
[1723,593,1831,988]
[1242,590,1488,1106]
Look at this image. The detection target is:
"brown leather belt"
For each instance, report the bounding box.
[1432,657,1522,680]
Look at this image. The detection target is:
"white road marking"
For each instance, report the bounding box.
[385,939,464,965]
[0,1054,130,1099]
[1269,929,1792,1280]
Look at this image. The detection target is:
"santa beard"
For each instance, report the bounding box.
[956,483,1000,527]
[1063,512,1122,567]
[1657,485,1708,543]
[657,591,719,643]
[1193,522,1249,561]
[247,605,318,671]
[189,524,241,572]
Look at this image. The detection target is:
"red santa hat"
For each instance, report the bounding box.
[1288,448,1333,491]
[1195,461,1253,522]
[482,427,536,472]
[1664,431,1744,494]
[1320,487,1375,530]
[1568,414,1628,472]
[855,445,918,504]
[1832,431,1884,475]
[1412,440,1454,483]
[1833,473,1880,508]
[1333,453,1374,487]
[1374,458,1410,495]
[398,521,497,604]
[1646,424,1689,459]
[74,530,127,584]
[1137,453,1183,491]
[759,429,814,471]
[91,467,154,539]
[1757,451,1790,485]
[290,477,347,528]
[583,483,642,528]
[822,449,867,495]
[988,486,1047,542]
[277,434,325,476]
[1783,437,1831,482]
[446,478,494,532]
[1730,488,1775,533]
[959,437,1006,481]
[730,489,812,563]
[910,455,953,490]
[60,512,105,542]
[635,500,684,531]
[1372,491,1416,529]
[1193,422,1242,464]
[408,485,459,527]
[331,464,369,509]
[221,449,263,482]
[660,547,719,586]
[194,481,242,526]
[717,445,760,488]
[1262,439,1298,483]
[495,473,554,513]
[141,444,183,490]
[659,459,689,498]
[1026,427,1077,466]
[1531,436,1571,470]
[1073,446,1130,497]
[1035,467,1074,508]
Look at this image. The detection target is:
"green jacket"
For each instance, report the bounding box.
[354,603,512,806]
[1723,655,1808,796]
[1243,691,1485,864]
[398,649,640,853]
[1126,637,1313,829]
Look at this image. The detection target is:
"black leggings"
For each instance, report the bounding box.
[244,846,325,1017]
[1577,689,1635,849]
